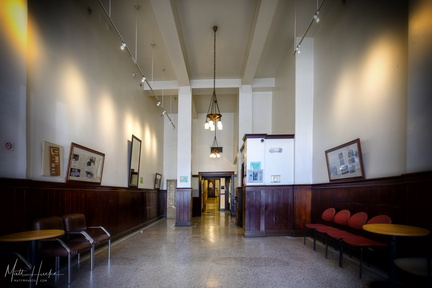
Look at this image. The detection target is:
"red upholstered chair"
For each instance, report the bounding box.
[342,214,392,278]
[33,216,93,284]
[304,208,336,251]
[315,209,351,256]
[62,213,111,270]
[325,212,368,266]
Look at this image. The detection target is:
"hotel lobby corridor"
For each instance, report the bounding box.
[39,198,387,288]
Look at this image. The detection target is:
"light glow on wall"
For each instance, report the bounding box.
[0,0,27,57]
[61,61,88,134]
[143,124,152,155]
[359,35,397,99]
[332,33,403,127]
[332,65,356,125]
[410,1,432,38]
[98,91,117,141]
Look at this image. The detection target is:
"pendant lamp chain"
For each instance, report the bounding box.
[204,26,223,131]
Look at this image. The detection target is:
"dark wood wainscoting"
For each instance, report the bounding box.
[0,179,165,240]
[242,185,312,237]
[311,171,432,233]
[175,188,192,226]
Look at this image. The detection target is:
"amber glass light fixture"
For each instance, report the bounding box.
[204,26,223,131]
[209,130,222,158]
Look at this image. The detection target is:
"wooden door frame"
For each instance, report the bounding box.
[198,171,235,213]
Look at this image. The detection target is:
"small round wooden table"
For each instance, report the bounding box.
[363,224,430,288]
[0,229,64,266]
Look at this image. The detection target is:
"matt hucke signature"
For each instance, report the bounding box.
[4,259,61,285]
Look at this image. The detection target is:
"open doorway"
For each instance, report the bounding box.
[195,172,235,217]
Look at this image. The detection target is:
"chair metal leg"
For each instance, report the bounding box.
[325,235,329,258]
[108,240,111,260]
[90,246,94,270]
[15,252,33,270]
[427,256,431,288]
[359,247,363,279]
[67,253,71,284]
[1,252,33,270]
[304,228,307,245]
[313,230,317,251]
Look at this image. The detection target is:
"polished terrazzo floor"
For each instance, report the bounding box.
[32,199,389,287]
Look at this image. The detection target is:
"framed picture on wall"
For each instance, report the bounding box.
[66,142,105,184]
[154,173,162,189]
[325,138,365,182]
[42,141,64,177]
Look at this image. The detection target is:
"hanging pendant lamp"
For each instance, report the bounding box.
[209,129,222,158]
[204,26,223,131]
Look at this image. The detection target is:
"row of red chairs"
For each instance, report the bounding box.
[33,213,111,284]
[304,208,391,278]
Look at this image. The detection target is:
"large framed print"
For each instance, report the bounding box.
[325,138,365,182]
[66,143,105,184]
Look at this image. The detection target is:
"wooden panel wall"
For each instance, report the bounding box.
[293,185,312,235]
[235,187,243,227]
[175,188,192,226]
[0,179,165,239]
[243,185,296,237]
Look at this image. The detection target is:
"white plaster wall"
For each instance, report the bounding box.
[313,0,408,182]
[0,0,27,178]
[407,0,432,173]
[252,91,272,133]
[192,113,236,174]
[273,46,295,134]
[163,114,178,189]
[264,138,294,185]
[243,137,294,185]
[6,0,165,188]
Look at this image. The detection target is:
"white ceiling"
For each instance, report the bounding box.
[99,0,324,113]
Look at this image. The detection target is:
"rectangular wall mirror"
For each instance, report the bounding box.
[129,135,142,187]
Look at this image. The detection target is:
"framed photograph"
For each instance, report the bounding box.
[325,138,365,182]
[66,142,105,184]
[154,173,162,189]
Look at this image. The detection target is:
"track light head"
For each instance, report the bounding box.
[120,42,127,50]
[141,76,146,83]
[314,11,320,23]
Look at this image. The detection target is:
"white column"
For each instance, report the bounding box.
[294,37,314,184]
[237,85,253,186]
[177,86,192,187]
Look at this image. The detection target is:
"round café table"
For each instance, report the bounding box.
[363,224,430,288]
[0,229,65,266]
